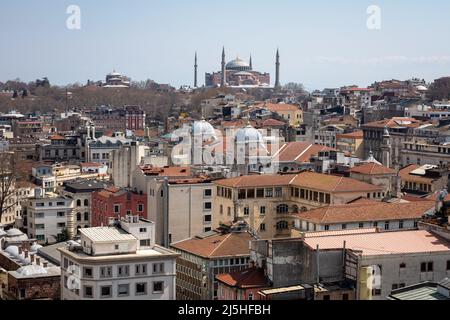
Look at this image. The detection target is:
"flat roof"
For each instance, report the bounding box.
[389,283,450,300]
[81,227,136,243]
[304,230,450,256]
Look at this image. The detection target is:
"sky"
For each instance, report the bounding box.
[1,0,450,91]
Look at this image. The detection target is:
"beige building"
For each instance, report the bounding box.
[133,166,215,246]
[214,172,383,239]
[349,162,397,196]
[336,131,364,158]
[265,103,303,127]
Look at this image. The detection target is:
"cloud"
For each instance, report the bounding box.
[308,56,450,65]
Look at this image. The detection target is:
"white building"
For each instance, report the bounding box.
[58,216,179,300]
[27,190,74,244]
[111,141,149,188]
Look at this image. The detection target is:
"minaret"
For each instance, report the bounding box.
[381,126,392,168]
[221,47,226,87]
[249,54,253,70]
[275,49,281,89]
[194,52,198,88]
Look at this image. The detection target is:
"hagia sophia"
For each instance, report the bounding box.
[196,48,281,89]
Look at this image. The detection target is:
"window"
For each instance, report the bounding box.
[421,262,434,272]
[204,189,212,198]
[227,207,231,216]
[276,204,289,214]
[244,207,250,216]
[373,222,378,228]
[359,223,364,229]
[372,289,382,296]
[265,188,273,198]
[392,284,399,291]
[136,283,147,295]
[139,228,147,233]
[275,187,282,197]
[100,266,112,278]
[260,206,266,215]
[384,221,390,230]
[100,286,112,298]
[204,215,212,223]
[247,189,255,199]
[153,263,165,274]
[342,294,349,300]
[342,224,347,230]
[84,286,93,298]
[256,189,264,198]
[324,225,330,231]
[248,293,254,300]
[153,281,164,294]
[399,220,404,229]
[83,267,93,278]
[118,284,129,297]
[114,204,120,213]
[260,223,266,231]
[57,212,65,218]
[135,264,147,275]
[276,221,289,231]
[400,263,406,269]
[204,202,212,211]
[447,260,450,271]
[118,265,130,277]
[138,204,144,212]
[76,212,81,221]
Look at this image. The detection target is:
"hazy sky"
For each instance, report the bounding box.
[1,0,450,90]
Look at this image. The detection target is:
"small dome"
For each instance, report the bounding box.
[5,245,19,257]
[30,244,43,252]
[16,265,48,276]
[6,228,24,237]
[0,229,6,237]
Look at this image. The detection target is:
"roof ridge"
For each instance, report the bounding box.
[209,233,232,257]
[294,144,313,161]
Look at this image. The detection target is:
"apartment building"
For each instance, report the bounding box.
[336,131,364,158]
[400,164,449,195]
[171,223,255,300]
[214,172,383,239]
[349,162,398,196]
[27,191,73,244]
[59,216,179,300]
[133,166,215,246]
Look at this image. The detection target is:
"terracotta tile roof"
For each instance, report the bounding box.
[426,191,450,202]
[140,166,191,177]
[276,142,334,163]
[336,131,364,139]
[215,174,297,188]
[400,165,436,184]
[304,230,450,256]
[295,201,435,224]
[171,231,254,259]
[290,172,382,193]
[265,103,301,112]
[49,135,65,140]
[260,118,286,127]
[216,268,270,289]
[349,163,396,175]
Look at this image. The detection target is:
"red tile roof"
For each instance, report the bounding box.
[265,103,301,112]
[336,131,364,139]
[276,142,334,163]
[216,268,270,289]
[171,231,254,259]
[294,201,435,224]
[349,163,396,175]
[215,174,297,188]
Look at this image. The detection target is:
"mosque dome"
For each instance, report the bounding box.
[226,57,251,71]
[5,245,19,257]
[235,124,265,144]
[192,119,218,141]
[16,265,48,276]
[30,243,43,252]
[7,228,24,237]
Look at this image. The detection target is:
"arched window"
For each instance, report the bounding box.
[84,212,89,221]
[76,200,81,207]
[77,212,82,221]
[300,207,308,213]
[276,204,289,214]
[84,199,89,207]
[292,205,299,214]
[276,221,289,230]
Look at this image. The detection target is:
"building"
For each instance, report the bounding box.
[216,267,270,300]
[62,180,110,238]
[86,133,133,170]
[214,172,383,239]
[111,141,149,188]
[58,216,179,300]
[400,164,449,196]
[291,200,435,233]
[91,187,147,228]
[264,103,303,127]
[205,48,274,88]
[38,134,83,162]
[274,142,334,173]
[133,166,215,246]
[349,162,398,196]
[26,191,74,244]
[1,243,61,300]
[171,223,255,300]
[103,70,131,88]
[388,279,450,300]
[336,131,364,158]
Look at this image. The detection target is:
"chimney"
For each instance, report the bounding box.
[35,257,40,266]
[19,247,23,255]
[30,254,35,263]
[24,250,29,259]
[43,261,48,268]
